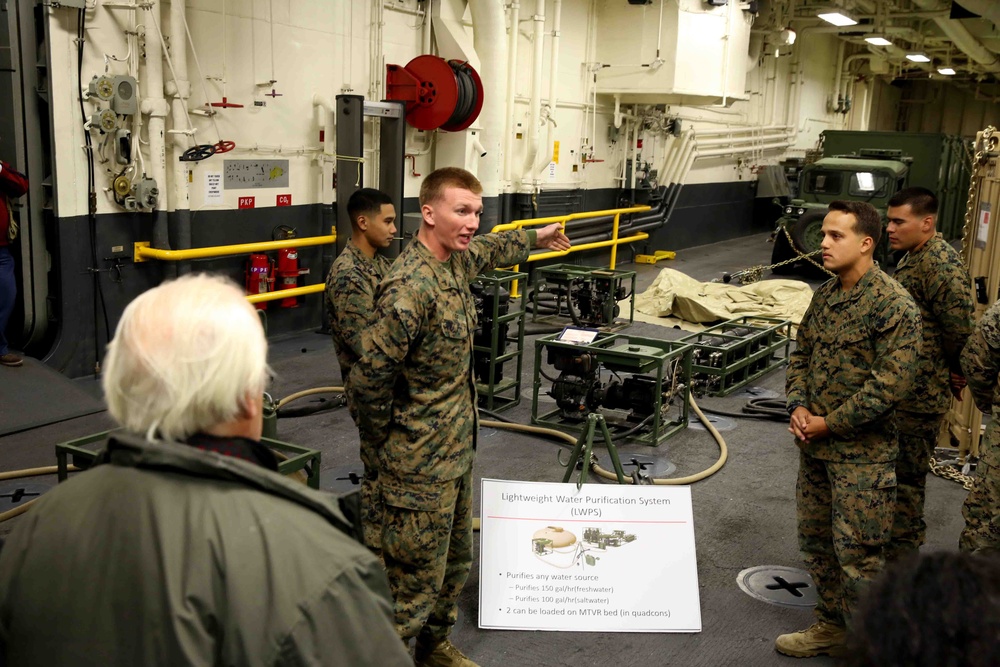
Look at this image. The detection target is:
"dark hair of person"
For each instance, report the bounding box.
[347,188,394,229]
[841,551,1000,667]
[419,167,483,206]
[829,200,882,246]
[887,186,938,217]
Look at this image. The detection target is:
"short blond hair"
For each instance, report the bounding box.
[419,167,482,206]
[102,274,269,442]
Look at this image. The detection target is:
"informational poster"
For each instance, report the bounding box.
[205,171,223,205]
[976,202,991,250]
[479,479,701,633]
[224,160,290,189]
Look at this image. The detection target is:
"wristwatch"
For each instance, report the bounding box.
[786,401,804,416]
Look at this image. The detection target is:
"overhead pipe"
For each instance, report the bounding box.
[502,1,520,187]
[694,124,792,138]
[168,0,192,259]
[697,132,791,147]
[910,0,1000,72]
[469,0,507,208]
[535,0,562,175]
[696,140,792,158]
[140,0,170,249]
[833,40,846,112]
[521,0,546,189]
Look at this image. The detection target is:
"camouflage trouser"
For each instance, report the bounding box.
[360,471,383,558]
[797,452,896,627]
[380,468,473,643]
[960,459,1000,553]
[886,410,942,561]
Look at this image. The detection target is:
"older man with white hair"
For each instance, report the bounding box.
[0,274,411,667]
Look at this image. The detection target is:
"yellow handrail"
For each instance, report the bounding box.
[246,283,326,305]
[491,204,652,296]
[134,233,336,263]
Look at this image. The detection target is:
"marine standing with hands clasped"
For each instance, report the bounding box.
[778,200,921,658]
[959,299,1000,553]
[351,167,571,667]
[883,187,974,561]
[325,187,398,555]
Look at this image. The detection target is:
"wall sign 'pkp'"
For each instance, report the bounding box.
[238,196,255,209]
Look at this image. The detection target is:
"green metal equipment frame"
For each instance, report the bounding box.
[530,264,637,332]
[473,269,528,412]
[531,332,691,447]
[55,429,323,489]
[680,317,792,397]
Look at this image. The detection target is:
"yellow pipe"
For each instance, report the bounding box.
[135,234,336,263]
[246,283,326,304]
[493,205,652,297]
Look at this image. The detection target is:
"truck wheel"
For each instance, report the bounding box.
[770,232,797,274]
[790,210,827,256]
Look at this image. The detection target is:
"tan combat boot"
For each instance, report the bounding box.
[774,621,847,658]
[413,639,480,667]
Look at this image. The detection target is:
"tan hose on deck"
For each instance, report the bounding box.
[483,392,729,486]
[276,386,345,409]
[589,395,728,484]
[0,465,79,482]
[0,465,81,523]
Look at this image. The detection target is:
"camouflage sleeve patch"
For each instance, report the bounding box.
[786,296,817,405]
[961,302,1000,413]
[329,272,376,361]
[926,255,975,371]
[463,230,531,276]
[350,286,425,444]
[826,292,921,438]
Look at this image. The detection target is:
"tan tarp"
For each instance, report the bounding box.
[626,268,815,333]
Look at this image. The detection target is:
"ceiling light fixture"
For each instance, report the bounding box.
[864,35,893,47]
[937,66,956,75]
[906,51,931,63]
[816,7,858,27]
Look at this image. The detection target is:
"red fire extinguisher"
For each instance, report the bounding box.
[275,247,301,308]
[272,225,308,309]
[245,253,274,310]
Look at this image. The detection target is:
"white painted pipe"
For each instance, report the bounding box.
[169,0,191,216]
[833,40,845,107]
[422,1,432,54]
[614,93,622,129]
[673,132,698,183]
[657,134,676,186]
[313,95,335,202]
[535,0,562,175]
[694,124,792,137]
[696,140,792,159]
[469,0,506,199]
[141,0,168,214]
[520,0,546,188]
[629,121,638,191]
[912,0,1000,69]
[662,130,690,186]
[678,138,698,181]
[697,132,791,147]
[502,1,520,188]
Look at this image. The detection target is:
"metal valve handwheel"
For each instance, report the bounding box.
[180,144,217,162]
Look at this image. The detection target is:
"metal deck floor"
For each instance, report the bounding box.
[0,232,969,666]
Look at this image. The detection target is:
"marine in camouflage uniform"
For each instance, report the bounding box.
[325,241,393,553]
[888,233,973,560]
[786,264,920,631]
[324,187,397,555]
[959,299,1000,553]
[351,227,534,648]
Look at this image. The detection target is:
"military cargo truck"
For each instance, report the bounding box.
[770,131,970,272]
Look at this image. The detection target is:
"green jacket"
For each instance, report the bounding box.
[961,300,1000,468]
[0,432,412,667]
[786,265,921,462]
[893,233,974,414]
[351,230,533,483]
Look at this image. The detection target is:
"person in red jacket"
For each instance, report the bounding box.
[0,158,29,367]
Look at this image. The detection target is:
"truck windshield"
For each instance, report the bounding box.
[802,170,844,195]
[848,172,890,197]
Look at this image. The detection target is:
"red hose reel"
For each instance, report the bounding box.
[386,55,484,132]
